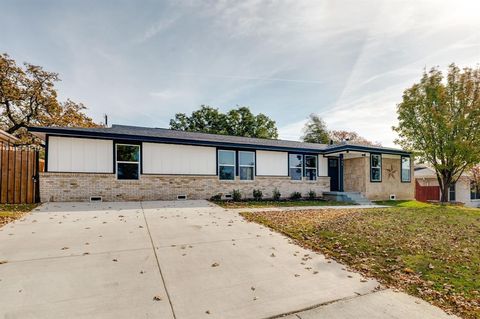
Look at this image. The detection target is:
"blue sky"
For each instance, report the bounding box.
[1,0,479,146]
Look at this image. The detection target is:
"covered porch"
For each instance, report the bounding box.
[321,144,414,201]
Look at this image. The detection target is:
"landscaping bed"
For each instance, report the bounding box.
[241,206,480,318]
[212,199,353,208]
[0,204,37,227]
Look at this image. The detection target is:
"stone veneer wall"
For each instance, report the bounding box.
[343,157,414,200]
[40,172,330,202]
[343,157,367,193]
[366,158,414,200]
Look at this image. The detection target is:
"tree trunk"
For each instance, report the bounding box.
[440,179,449,202]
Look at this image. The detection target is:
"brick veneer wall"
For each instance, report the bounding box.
[39,173,330,202]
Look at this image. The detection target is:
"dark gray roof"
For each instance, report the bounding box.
[28,124,410,155]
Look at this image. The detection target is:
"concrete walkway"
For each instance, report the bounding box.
[0,200,455,319]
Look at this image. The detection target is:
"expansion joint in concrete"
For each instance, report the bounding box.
[140,201,177,319]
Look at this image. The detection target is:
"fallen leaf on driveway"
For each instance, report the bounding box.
[211,262,220,267]
[61,247,69,250]
[153,295,162,301]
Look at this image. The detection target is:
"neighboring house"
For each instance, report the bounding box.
[414,165,480,207]
[28,125,414,202]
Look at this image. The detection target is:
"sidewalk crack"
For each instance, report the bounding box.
[140,201,177,319]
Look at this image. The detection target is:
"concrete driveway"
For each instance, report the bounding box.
[0,200,455,319]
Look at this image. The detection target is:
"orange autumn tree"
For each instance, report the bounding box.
[329,130,381,146]
[0,53,101,144]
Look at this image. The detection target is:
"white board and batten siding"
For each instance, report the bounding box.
[47,136,328,177]
[48,136,113,173]
[256,150,288,176]
[142,142,216,175]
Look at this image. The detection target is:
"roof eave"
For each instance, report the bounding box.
[27,126,327,154]
[324,144,411,156]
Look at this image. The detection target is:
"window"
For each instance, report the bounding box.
[116,144,140,180]
[218,150,235,180]
[289,154,303,180]
[304,155,317,181]
[239,151,255,180]
[449,184,456,201]
[471,181,480,200]
[370,154,382,182]
[401,156,411,182]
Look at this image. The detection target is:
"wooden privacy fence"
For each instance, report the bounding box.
[0,142,40,204]
[415,180,440,202]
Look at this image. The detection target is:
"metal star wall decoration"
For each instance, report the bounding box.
[386,165,397,179]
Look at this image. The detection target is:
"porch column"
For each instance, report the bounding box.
[339,154,344,192]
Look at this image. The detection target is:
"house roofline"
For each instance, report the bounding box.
[28,126,411,156]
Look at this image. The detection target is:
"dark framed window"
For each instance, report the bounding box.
[218,150,235,180]
[289,154,303,180]
[239,151,255,180]
[470,181,480,200]
[449,184,456,201]
[304,155,317,181]
[370,154,382,182]
[116,144,140,180]
[401,156,411,182]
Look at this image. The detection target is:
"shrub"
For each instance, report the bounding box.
[232,189,242,201]
[272,188,281,201]
[290,191,302,200]
[308,190,316,200]
[210,194,222,201]
[253,189,263,200]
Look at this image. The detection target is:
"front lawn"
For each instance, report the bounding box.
[242,206,480,319]
[0,204,37,227]
[373,200,433,208]
[213,199,353,208]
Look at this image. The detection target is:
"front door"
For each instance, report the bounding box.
[328,158,339,191]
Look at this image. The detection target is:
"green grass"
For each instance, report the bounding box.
[212,199,353,208]
[373,200,434,208]
[0,204,37,227]
[242,205,480,319]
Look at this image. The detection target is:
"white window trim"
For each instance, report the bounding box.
[289,153,303,181]
[115,143,140,180]
[218,150,236,181]
[304,155,317,181]
[238,151,255,181]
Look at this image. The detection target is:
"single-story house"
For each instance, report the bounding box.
[28,125,414,202]
[415,165,480,207]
